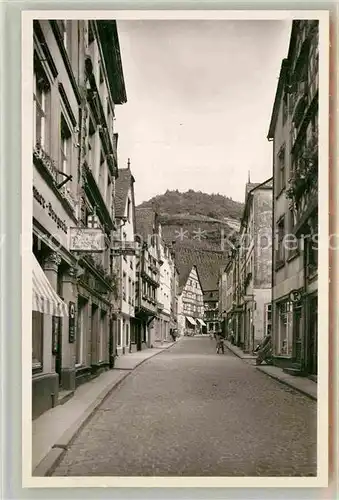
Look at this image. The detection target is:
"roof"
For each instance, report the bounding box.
[115,168,134,218]
[241,178,273,228]
[135,208,155,242]
[175,246,226,292]
[96,21,127,105]
[267,58,289,139]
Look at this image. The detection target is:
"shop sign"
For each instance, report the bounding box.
[289,289,302,303]
[33,186,68,234]
[68,301,76,343]
[69,227,105,252]
[52,316,59,354]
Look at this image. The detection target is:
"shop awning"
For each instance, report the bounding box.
[32,254,68,317]
[186,316,196,326]
[197,318,207,327]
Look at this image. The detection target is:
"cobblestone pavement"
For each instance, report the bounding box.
[52,337,317,477]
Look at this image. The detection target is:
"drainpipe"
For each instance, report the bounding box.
[268,135,275,359]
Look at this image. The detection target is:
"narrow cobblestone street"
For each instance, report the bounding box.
[52,337,316,477]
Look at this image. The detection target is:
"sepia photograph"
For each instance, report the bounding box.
[22,10,329,487]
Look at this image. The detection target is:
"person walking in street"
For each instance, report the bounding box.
[215,332,225,354]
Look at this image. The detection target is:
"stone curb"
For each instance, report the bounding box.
[32,344,176,477]
[255,366,317,401]
[225,342,316,401]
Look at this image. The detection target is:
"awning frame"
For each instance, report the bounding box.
[32,254,69,317]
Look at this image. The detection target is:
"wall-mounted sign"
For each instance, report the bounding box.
[52,316,59,354]
[33,185,68,234]
[289,289,302,303]
[69,301,76,343]
[69,227,105,252]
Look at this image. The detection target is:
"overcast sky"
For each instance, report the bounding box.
[115,20,291,205]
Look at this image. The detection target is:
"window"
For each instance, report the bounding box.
[128,278,132,303]
[122,272,126,301]
[106,175,112,212]
[99,63,104,84]
[33,72,49,148]
[127,199,131,222]
[277,301,292,356]
[60,114,72,175]
[276,217,285,267]
[126,322,130,346]
[99,151,105,194]
[57,20,68,49]
[32,311,43,371]
[277,145,286,193]
[88,120,95,168]
[264,303,272,337]
[306,235,318,277]
[282,92,288,125]
[88,22,95,44]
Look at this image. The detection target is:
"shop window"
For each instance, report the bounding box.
[125,322,130,347]
[99,310,106,362]
[117,320,122,347]
[264,303,272,337]
[76,297,86,367]
[32,311,43,371]
[277,301,292,356]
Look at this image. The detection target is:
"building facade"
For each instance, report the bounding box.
[113,165,137,355]
[203,290,219,335]
[237,179,273,353]
[177,266,205,335]
[32,19,126,419]
[134,208,161,349]
[268,20,318,378]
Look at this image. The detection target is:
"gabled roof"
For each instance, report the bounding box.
[135,208,155,242]
[115,168,135,218]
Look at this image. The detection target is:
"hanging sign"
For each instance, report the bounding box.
[69,227,105,252]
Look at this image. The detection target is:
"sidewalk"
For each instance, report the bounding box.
[32,342,176,476]
[224,340,256,360]
[225,340,317,401]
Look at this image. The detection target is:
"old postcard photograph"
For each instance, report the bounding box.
[21,10,329,488]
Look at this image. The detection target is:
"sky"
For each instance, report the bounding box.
[114,20,292,205]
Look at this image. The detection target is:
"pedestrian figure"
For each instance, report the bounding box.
[215,332,224,354]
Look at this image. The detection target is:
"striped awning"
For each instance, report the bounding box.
[32,254,68,317]
[186,316,196,326]
[197,318,207,327]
